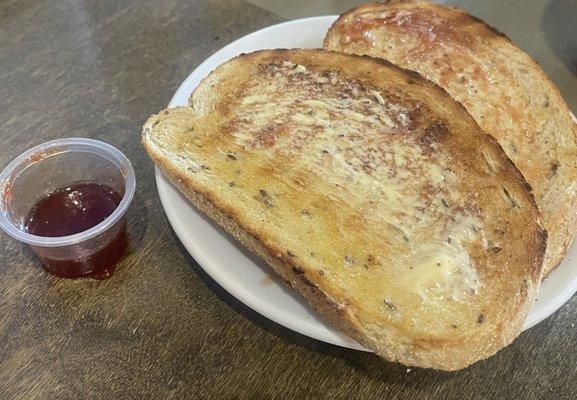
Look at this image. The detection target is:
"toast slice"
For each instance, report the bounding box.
[324,0,577,275]
[142,49,546,370]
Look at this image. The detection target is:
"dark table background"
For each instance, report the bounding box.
[1,0,576,399]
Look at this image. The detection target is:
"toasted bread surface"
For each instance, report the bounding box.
[142,49,545,370]
[324,0,577,275]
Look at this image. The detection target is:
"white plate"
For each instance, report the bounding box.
[156,16,577,350]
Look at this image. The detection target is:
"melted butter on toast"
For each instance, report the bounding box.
[144,49,546,369]
[222,61,483,303]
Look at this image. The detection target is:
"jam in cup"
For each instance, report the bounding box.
[0,138,135,279]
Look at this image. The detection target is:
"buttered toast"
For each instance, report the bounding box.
[324,0,577,275]
[142,49,546,370]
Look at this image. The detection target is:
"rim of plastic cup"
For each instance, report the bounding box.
[0,138,136,247]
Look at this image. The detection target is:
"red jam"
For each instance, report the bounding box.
[24,183,127,279]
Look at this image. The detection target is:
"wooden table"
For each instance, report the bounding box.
[1,0,576,398]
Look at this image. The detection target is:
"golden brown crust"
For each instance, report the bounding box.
[143,136,539,370]
[324,0,577,276]
[142,49,546,370]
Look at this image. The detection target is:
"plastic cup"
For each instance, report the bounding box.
[0,138,135,279]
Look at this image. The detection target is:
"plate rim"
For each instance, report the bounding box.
[168,15,338,110]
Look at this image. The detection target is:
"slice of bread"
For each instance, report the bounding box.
[142,49,546,370]
[324,0,577,275]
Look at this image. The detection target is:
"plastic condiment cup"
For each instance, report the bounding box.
[0,138,135,278]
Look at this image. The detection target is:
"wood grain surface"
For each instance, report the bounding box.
[0,0,576,399]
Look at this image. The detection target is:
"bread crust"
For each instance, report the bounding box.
[142,49,546,370]
[324,0,577,275]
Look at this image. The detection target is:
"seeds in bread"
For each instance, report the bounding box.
[324,0,577,275]
[142,49,546,370]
